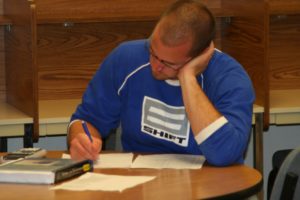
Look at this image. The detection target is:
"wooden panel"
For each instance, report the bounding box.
[35,0,225,24]
[4,0,37,115]
[37,18,223,100]
[269,0,300,15]
[37,21,156,100]
[0,16,12,25]
[221,0,269,130]
[0,0,4,101]
[214,19,223,50]
[0,0,2,14]
[269,15,300,90]
[0,26,4,101]
[4,0,39,141]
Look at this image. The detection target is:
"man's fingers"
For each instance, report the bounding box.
[70,133,97,161]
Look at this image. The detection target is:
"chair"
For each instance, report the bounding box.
[267,149,293,199]
[269,147,300,200]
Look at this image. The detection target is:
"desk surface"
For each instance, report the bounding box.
[0,99,264,136]
[0,101,33,125]
[270,89,300,124]
[0,101,33,137]
[38,100,264,136]
[0,151,262,200]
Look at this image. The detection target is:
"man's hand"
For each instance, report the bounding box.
[177,41,221,135]
[178,42,215,78]
[68,121,102,161]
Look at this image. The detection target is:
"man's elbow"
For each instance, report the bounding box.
[205,154,243,167]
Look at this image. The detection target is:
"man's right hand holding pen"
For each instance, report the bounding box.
[68,120,102,161]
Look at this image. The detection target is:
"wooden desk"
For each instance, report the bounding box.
[0,151,262,200]
[0,101,33,151]
[37,100,267,190]
[270,89,300,125]
[38,100,266,179]
[39,99,80,136]
[39,100,263,134]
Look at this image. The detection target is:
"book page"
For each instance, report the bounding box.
[131,154,205,169]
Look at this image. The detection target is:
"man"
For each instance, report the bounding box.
[68,0,255,166]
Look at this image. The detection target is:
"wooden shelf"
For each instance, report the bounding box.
[269,1,300,15]
[270,89,300,124]
[38,99,81,136]
[38,100,262,133]
[0,101,33,137]
[34,0,234,24]
[0,15,12,26]
[0,101,33,125]
[252,104,264,125]
[253,104,264,114]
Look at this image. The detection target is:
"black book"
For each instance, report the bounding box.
[0,158,93,184]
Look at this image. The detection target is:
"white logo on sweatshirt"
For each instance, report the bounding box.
[141,96,190,147]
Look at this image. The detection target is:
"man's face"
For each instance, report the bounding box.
[149,27,192,80]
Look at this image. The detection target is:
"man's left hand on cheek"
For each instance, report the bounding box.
[178,42,215,77]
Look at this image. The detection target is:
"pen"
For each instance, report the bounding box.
[81,121,93,142]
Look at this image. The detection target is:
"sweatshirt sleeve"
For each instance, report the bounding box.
[70,48,122,138]
[197,55,255,166]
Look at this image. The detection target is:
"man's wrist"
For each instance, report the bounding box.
[66,119,81,150]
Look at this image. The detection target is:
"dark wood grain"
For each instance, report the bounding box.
[37,19,223,100]
[269,15,300,90]
[222,0,269,131]
[269,0,300,15]
[0,0,5,101]
[35,0,227,24]
[0,26,5,101]
[37,21,156,100]
[0,15,11,25]
[4,0,39,141]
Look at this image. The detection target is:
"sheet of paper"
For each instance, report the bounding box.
[51,172,156,192]
[62,153,133,168]
[131,154,205,169]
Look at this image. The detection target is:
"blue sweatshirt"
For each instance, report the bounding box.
[71,39,255,166]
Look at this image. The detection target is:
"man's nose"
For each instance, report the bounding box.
[153,60,166,71]
[151,57,164,69]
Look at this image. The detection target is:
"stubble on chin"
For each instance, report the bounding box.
[150,66,178,80]
[152,72,164,80]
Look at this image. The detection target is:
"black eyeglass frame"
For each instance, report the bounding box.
[148,43,193,71]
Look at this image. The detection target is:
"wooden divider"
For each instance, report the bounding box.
[221,0,269,129]
[34,0,230,101]
[267,0,300,126]
[37,22,156,100]
[269,15,300,90]
[34,0,224,23]
[268,0,300,15]
[0,25,5,101]
[2,0,272,142]
[268,0,300,91]
[4,0,39,141]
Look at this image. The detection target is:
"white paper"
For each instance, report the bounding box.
[62,153,133,168]
[131,154,205,169]
[51,172,155,192]
[62,153,205,169]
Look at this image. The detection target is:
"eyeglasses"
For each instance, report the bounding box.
[149,45,192,71]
